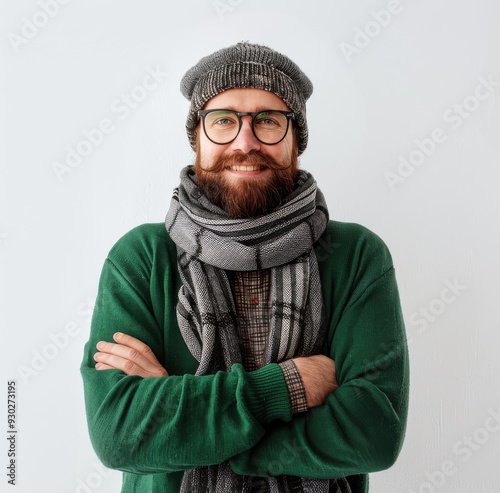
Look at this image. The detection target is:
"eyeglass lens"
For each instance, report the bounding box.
[203,110,290,144]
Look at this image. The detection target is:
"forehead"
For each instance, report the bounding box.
[203,88,290,112]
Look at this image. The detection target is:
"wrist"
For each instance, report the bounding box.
[238,363,293,424]
[279,359,308,413]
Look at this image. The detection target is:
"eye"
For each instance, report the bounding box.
[206,111,238,127]
[214,117,233,126]
[254,111,283,127]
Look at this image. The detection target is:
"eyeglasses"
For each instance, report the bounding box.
[197,109,294,145]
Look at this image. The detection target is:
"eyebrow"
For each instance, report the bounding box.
[203,107,238,112]
[207,107,286,112]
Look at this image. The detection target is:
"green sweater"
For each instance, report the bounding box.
[81,221,409,492]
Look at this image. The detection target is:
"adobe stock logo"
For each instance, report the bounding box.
[50,65,167,182]
[213,0,245,21]
[409,407,500,493]
[17,298,94,384]
[385,74,500,191]
[7,0,73,53]
[339,0,403,63]
[74,461,113,493]
[408,278,466,335]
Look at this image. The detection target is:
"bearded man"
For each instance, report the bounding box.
[81,42,409,493]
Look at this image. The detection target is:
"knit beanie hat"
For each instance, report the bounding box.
[180,42,313,155]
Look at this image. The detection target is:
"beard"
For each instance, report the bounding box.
[194,146,299,219]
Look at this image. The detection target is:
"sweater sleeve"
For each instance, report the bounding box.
[80,226,293,474]
[228,228,409,478]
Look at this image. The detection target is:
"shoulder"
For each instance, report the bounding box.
[323,220,392,261]
[106,223,178,277]
[110,222,171,247]
[316,220,395,287]
[108,223,174,256]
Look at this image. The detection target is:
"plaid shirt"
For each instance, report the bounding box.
[232,270,308,414]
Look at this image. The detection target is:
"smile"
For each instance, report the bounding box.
[227,165,265,172]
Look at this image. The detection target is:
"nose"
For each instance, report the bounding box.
[230,116,261,153]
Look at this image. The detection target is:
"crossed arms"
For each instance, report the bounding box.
[94,332,338,409]
[80,223,409,479]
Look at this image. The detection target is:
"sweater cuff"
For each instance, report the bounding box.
[279,359,308,414]
[243,363,293,424]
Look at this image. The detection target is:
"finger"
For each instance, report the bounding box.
[94,351,150,377]
[96,338,157,370]
[113,332,159,365]
[112,333,169,376]
[94,344,168,377]
[94,351,167,377]
[95,362,116,371]
[95,341,167,377]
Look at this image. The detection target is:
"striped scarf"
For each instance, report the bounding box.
[165,166,350,493]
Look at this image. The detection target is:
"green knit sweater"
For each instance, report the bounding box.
[81,220,409,492]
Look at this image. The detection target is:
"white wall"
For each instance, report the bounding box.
[2,1,499,492]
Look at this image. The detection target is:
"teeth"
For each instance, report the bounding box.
[230,165,261,172]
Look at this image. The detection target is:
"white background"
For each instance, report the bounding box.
[1,1,500,492]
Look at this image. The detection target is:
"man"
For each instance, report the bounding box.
[81,42,409,493]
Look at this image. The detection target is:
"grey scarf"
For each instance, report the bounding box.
[165,166,351,493]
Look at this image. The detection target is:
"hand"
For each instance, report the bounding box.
[94,332,168,378]
[292,355,338,408]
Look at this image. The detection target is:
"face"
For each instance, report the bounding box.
[194,88,299,219]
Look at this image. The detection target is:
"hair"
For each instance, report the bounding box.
[193,133,299,219]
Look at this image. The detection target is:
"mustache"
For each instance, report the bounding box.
[199,151,291,173]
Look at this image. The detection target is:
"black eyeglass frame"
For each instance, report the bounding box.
[197,109,295,145]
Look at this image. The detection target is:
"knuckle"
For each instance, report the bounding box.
[128,348,140,360]
[152,367,167,377]
[124,360,135,372]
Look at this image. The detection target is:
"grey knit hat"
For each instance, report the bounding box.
[180,42,313,155]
